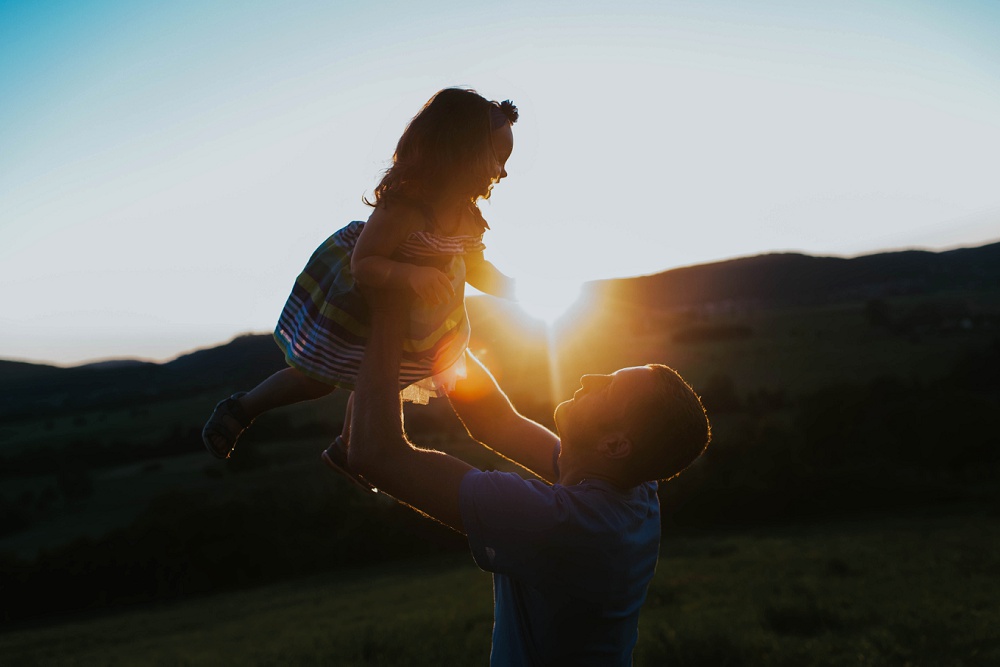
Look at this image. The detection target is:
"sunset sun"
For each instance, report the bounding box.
[514,279,586,327]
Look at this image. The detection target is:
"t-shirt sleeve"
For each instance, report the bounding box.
[460,469,563,579]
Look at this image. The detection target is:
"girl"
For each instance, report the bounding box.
[202,88,518,487]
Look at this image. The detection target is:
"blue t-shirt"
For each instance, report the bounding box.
[459,468,661,666]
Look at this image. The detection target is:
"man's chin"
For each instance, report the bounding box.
[553,399,571,429]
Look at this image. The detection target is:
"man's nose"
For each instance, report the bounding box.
[580,374,610,389]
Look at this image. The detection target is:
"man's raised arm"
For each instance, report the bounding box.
[347,290,473,532]
[447,351,561,484]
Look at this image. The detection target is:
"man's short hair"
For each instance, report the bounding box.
[625,364,711,483]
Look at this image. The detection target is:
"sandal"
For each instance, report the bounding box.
[202,392,254,459]
[322,435,377,493]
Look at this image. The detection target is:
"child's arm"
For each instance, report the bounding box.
[352,206,455,305]
[465,250,516,300]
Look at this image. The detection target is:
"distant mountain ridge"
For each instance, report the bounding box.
[0,335,288,420]
[591,240,1000,310]
[2,240,997,419]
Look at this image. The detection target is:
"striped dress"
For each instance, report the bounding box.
[273,219,486,402]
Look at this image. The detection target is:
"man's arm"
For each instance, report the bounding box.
[347,290,473,532]
[448,351,561,484]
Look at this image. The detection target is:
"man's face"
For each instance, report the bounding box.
[554,366,660,451]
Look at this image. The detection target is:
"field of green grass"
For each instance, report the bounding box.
[0,424,523,560]
[2,509,996,666]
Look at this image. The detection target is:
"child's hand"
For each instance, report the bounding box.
[407,266,455,305]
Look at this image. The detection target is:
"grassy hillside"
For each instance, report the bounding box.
[1,242,998,649]
[2,510,997,666]
[2,288,997,557]
[593,240,1000,310]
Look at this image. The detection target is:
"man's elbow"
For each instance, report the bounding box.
[348,433,405,487]
[451,395,511,438]
[347,435,378,479]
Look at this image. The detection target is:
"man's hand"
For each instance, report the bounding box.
[407,266,454,306]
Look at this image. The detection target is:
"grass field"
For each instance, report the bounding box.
[0,425,528,560]
[2,508,997,666]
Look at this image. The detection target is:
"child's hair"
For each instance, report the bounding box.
[366,88,518,208]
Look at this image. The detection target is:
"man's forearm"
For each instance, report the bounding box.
[346,290,473,531]
[347,297,409,474]
[448,352,560,483]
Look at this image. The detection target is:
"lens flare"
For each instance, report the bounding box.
[514,279,584,328]
[510,279,588,408]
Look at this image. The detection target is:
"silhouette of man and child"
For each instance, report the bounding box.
[202,87,711,665]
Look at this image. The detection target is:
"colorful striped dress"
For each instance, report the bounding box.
[273,218,486,403]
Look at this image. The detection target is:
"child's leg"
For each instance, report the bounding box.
[239,367,335,420]
[204,367,334,458]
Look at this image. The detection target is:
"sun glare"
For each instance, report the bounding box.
[514,279,585,327]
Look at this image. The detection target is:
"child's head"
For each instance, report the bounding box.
[368,88,518,207]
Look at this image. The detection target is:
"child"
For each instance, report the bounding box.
[202,88,518,487]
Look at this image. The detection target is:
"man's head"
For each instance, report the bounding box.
[553,365,710,487]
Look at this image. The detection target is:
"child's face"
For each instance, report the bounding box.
[490,124,514,182]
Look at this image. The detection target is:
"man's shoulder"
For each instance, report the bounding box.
[460,469,556,504]
[460,469,563,533]
[460,471,658,533]
[461,469,657,503]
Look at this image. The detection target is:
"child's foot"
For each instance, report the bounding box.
[322,436,377,493]
[202,392,254,459]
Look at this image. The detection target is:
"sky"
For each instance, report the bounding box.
[2,0,999,366]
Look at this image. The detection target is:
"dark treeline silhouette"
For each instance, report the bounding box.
[0,414,334,481]
[661,339,1000,526]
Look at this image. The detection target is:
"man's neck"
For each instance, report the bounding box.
[558,462,624,488]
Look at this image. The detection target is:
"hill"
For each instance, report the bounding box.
[591,240,1000,310]
[0,335,286,420]
[1,242,997,629]
[2,240,997,420]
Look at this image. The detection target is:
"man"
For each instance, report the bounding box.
[345,291,711,666]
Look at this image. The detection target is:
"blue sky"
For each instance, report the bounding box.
[2,0,999,365]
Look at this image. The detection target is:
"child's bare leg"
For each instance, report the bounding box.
[239,367,334,419]
[204,367,333,458]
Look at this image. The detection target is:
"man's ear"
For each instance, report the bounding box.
[597,435,632,460]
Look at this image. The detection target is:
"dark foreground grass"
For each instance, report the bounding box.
[2,509,997,666]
